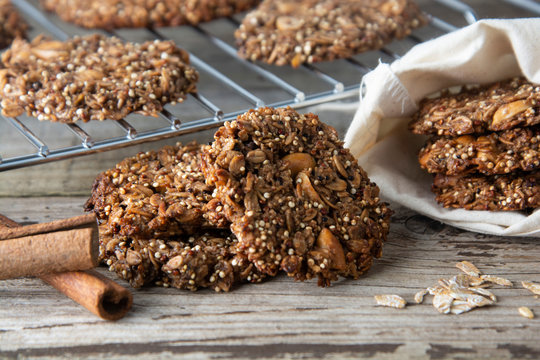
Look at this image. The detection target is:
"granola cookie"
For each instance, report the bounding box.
[0,0,27,49]
[86,142,262,291]
[202,107,392,286]
[419,126,540,175]
[40,0,260,29]
[410,78,540,136]
[0,34,198,122]
[432,171,540,211]
[85,142,224,239]
[235,0,426,67]
[99,229,264,291]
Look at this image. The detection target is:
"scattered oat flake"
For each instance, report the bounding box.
[450,300,474,315]
[374,294,407,309]
[414,289,428,304]
[518,306,535,319]
[522,281,540,296]
[481,275,512,287]
[433,292,454,314]
[456,261,481,277]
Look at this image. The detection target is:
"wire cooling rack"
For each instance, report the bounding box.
[0,0,538,171]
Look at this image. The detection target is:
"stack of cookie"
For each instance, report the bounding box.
[85,107,392,291]
[409,77,540,211]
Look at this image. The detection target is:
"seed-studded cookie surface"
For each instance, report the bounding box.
[0,0,27,49]
[432,171,539,211]
[99,229,263,291]
[40,0,260,29]
[86,142,262,291]
[85,142,221,239]
[0,34,198,122]
[203,107,392,286]
[419,126,540,176]
[235,0,426,67]
[409,78,540,136]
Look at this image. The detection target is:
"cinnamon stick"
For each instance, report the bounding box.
[0,217,99,279]
[0,213,96,240]
[0,213,133,321]
[41,270,133,321]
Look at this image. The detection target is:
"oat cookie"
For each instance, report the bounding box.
[0,0,27,49]
[86,142,262,291]
[40,0,260,29]
[419,126,540,175]
[410,78,540,136]
[203,107,392,286]
[0,34,198,123]
[432,171,539,211]
[235,0,426,67]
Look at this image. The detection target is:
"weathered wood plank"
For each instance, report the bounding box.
[0,197,539,359]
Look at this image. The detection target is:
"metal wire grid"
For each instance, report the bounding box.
[0,0,537,171]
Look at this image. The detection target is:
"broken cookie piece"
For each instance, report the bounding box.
[86,142,263,291]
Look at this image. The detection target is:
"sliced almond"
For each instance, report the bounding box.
[492,100,530,128]
[316,228,346,270]
[283,153,316,176]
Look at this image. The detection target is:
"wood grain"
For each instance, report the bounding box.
[0,197,539,359]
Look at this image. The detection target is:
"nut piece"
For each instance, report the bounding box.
[492,100,530,129]
[296,171,323,204]
[518,306,535,319]
[246,149,266,163]
[333,155,348,178]
[374,294,407,309]
[229,155,246,176]
[316,228,346,270]
[126,249,142,266]
[325,178,348,192]
[282,153,316,176]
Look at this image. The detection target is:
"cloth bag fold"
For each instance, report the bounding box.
[343,19,540,237]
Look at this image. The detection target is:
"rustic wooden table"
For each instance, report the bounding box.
[1,198,539,359]
[1,1,540,359]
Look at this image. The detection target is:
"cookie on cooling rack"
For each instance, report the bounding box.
[0,34,198,123]
[409,77,540,136]
[40,0,260,29]
[202,106,392,286]
[432,171,540,211]
[0,0,27,49]
[235,0,426,67]
[86,141,264,291]
[419,126,540,176]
